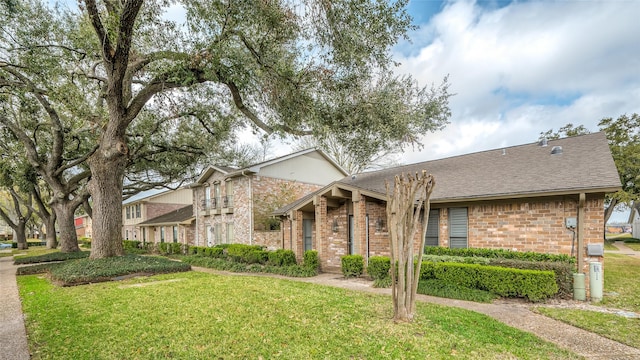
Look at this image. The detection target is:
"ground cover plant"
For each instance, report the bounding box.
[48,255,191,286]
[536,253,640,348]
[18,271,579,359]
[14,251,90,265]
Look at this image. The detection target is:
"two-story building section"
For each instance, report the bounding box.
[191,148,348,249]
[122,187,193,243]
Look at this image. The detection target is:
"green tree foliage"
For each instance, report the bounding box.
[599,114,640,223]
[1,0,451,259]
[541,114,639,223]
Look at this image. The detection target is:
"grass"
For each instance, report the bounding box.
[18,272,579,360]
[625,243,640,251]
[605,232,632,240]
[603,240,619,251]
[536,253,640,348]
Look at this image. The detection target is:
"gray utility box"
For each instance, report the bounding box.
[587,244,604,256]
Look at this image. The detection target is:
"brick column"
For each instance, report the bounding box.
[314,196,327,270]
[352,192,366,258]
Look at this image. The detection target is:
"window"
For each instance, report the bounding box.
[205,186,211,209]
[125,230,129,240]
[449,208,468,249]
[214,225,222,245]
[225,180,234,208]
[213,183,221,208]
[425,209,440,247]
[142,228,146,244]
[136,204,141,218]
[160,227,165,243]
[173,226,178,243]
[226,223,234,243]
[126,206,130,219]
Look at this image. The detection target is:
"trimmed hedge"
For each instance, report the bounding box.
[49,255,191,285]
[487,258,573,299]
[226,244,267,264]
[417,279,498,303]
[303,250,320,271]
[268,249,297,267]
[421,262,558,301]
[367,256,391,280]
[14,251,90,265]
[423,246,575,263]
[624,238,640,244]
[181,256,317,277]
[341,255,364,278]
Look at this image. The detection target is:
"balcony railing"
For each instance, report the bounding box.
[201,197,221,210]
[223,195,234,208]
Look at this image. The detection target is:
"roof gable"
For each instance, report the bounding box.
[340,132,620,201]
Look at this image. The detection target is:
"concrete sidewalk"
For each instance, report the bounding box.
[0,255,30,360]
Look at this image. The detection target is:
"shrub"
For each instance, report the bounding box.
[486,258,574,299]
[123,240,141,250]
[49,255,191,285]
[226,244,266,263]
[268,249,297,267]
[422,254,491,265]
[417,279,498,303]
[367,256,390,280]
[78,237,92,247]
[341,255,364,278]
[210,247,224,258]
[303,250,319,270]
[423,246,574,263]
[14,251,90,265]
[475,266,558,302]
[624,238,640,244]
[181,256,317,277]
[170,243,182,255]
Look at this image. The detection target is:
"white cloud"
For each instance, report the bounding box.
[395,0,640,165]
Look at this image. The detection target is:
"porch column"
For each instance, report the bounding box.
[352,191,366,257]
[577,193,586,274]
[314,196,328,270]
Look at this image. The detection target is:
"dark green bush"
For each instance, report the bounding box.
[417,279,497,303]
[268,249,297,267]
[423,246,574,263]
[14,251,90,265]
[49,255,191,285]
[123,240,141,250]
[303,250,320,270]
[422,254,490,265]
[170,243,182,255]
[181,256,317,277]
[475,266,558,302]
[341,255,364,278]
[432,262,479,288]
[624,238,640,243]
[367,256,390,280]
[226,244,266,263]
[210,247,224,258]
[487,258,574,299]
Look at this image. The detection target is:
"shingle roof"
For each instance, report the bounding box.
[338,132,620,201]
[274,132,621,215]
[138,205,193,226]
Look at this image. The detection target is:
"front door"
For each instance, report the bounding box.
[303,219,313,252]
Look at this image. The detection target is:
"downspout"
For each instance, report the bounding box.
[242,170,253,244]
[577,193,586,273]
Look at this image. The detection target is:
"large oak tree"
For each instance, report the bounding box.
[2,0,451,259]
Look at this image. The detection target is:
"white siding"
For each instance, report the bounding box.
[258,151,345,184]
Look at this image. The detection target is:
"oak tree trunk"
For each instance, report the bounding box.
[45,212,58,249]
[52,202,80,253]
[87,140,127,259]
[14,220,28,250]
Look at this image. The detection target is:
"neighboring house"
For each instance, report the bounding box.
[275,132,621,288]
[191,148,348,249]
[122,188,193,243]
[74,214,93,238]
[137,205,194,245]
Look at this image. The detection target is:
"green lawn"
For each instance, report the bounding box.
[18,272,579,359]
[625,243,640,251]
[537,253,640,348]
[603,240,618,251]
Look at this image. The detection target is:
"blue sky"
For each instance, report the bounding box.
[385,0,638,223]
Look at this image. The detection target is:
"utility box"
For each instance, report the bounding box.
[590,262,603,302]
[565,217,577,229]
[587,244,604,256]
